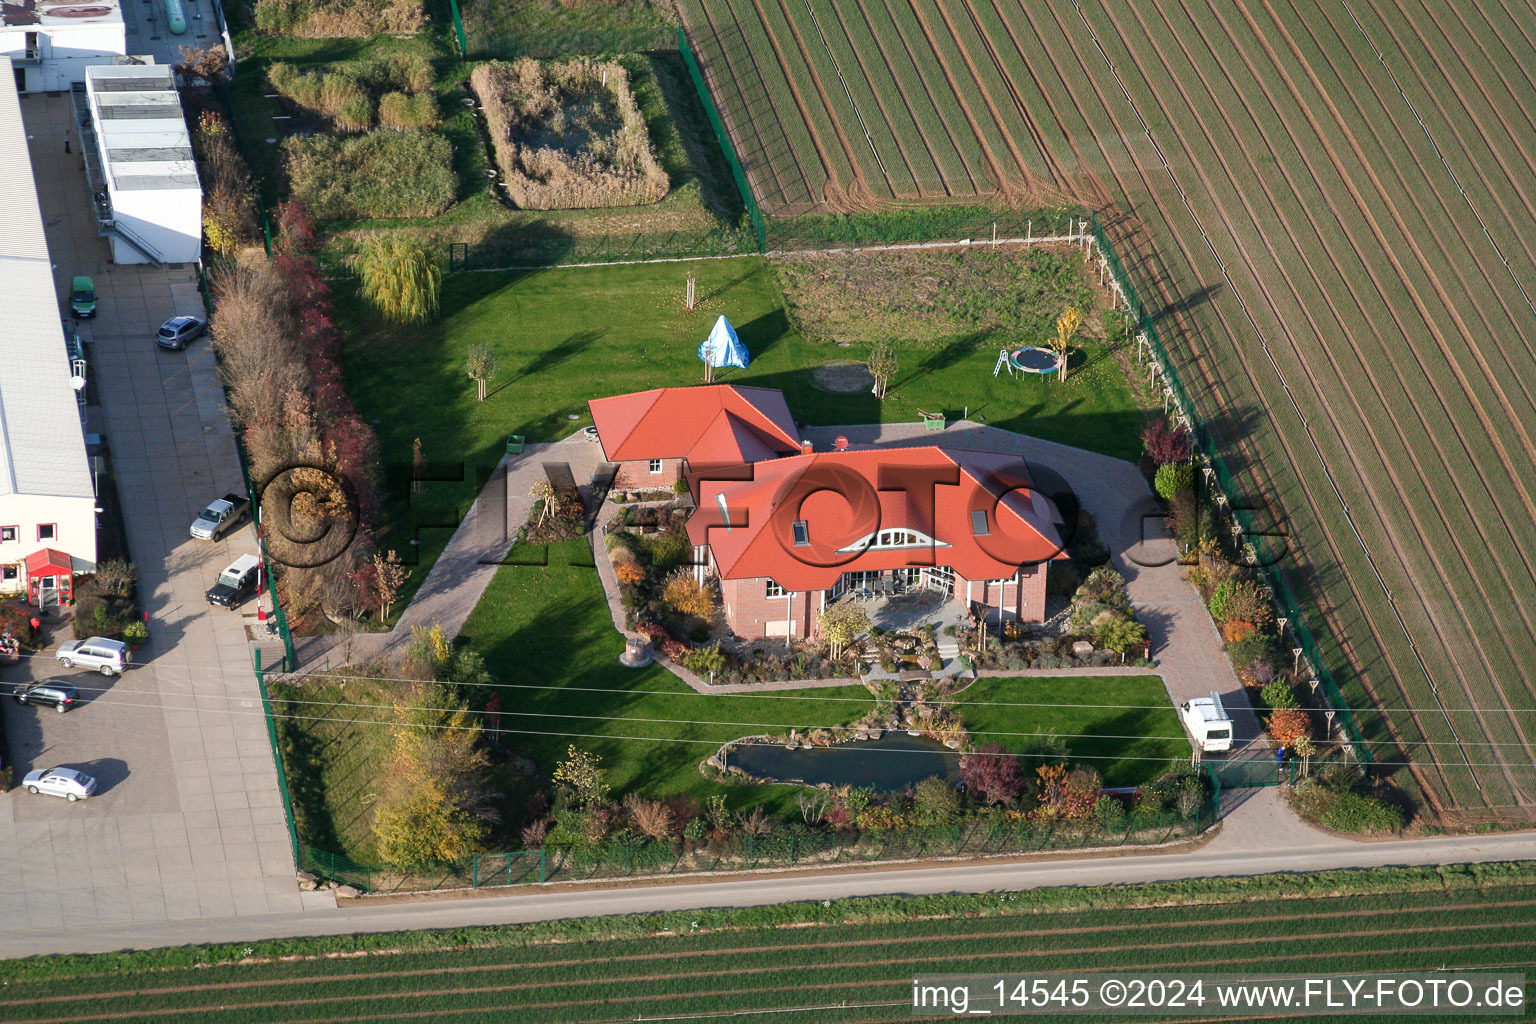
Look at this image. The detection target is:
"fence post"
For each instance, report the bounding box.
[472,854,478,888]
[540,849,547,883]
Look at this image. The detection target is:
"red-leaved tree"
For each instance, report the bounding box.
[1141,417,1193,466]
[1268,707,1310,749]
[959,744,1023,805]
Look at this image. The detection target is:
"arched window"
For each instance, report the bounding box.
[838,529,950,552]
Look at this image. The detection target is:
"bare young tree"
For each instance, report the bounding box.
[466,344,497,402]
[867,342,899,400]
[371,550,408,619]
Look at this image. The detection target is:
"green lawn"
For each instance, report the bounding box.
[952,676,1190,787]
[453,538,1181,815]
[342,256,1147,604]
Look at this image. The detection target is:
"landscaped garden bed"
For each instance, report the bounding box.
[472,57,669,210]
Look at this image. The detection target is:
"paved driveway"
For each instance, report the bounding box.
[0,93,303,935]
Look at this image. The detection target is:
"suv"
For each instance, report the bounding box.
[207,553,260,608]
[155,315,207,351]
[14,680,80,713]
[56,637,130,676]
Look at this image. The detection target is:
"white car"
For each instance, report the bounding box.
[22,766,98,801]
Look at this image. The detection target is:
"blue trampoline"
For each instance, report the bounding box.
[1010,347,1059,374]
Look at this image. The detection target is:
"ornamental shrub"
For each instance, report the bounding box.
[1226,631,1274,671]
[912,777,962,824]
[1259,678,1300,711]
[1319,791,1404,833]
[1154,461,1195,500]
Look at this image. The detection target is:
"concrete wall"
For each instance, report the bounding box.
[0,492,99,592]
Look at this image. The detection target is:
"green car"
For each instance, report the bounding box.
[70,276,96,318]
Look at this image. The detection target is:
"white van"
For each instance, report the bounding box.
[1180,692,1233,754]
[56,637,131,676]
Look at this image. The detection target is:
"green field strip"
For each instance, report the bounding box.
[709,0,835,207]
[837,0,959,196]
[884,0,1006,192]
[1270,2,1536,742]
[1075,0,1485,807]
[683,0,822,210]
[19,924,1536,1024]
[17,888,1534,1002]
[1297,0,1536,459]
[949,0,1066,181]
[802,0,926,196]
[1386,1,1536,288]
[12,885,1536,1018]
[1124,0,1529,798]
[1161,0,1536,792]
[1370,2,1536,290]
[745,0,869,198]
[1185,1,1531,804]
[906,0,1036,182]
[856,1,982,195]
[928,0,1054,181]
[984,0,1096,168]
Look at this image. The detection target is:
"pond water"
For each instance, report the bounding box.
[727,733,961,792]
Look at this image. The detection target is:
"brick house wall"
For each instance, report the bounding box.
[611,456,684,492]
[719,575,818,640]
[954,563,1049,623]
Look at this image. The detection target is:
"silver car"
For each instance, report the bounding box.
[22,766,98,801]
[56,637,130,676]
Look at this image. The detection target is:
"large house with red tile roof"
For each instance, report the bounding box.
[590,385,1066,641]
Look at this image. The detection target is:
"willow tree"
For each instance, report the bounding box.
[1053,307,1083,383]
[355,236,441,324]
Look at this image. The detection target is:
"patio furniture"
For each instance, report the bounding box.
[506,434,525,455]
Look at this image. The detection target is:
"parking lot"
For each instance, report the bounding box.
[0,92,310,949]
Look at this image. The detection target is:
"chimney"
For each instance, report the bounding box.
[800,439,814,456]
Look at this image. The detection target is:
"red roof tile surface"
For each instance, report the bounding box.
[687,447,1066,590]
[588,385,800,465]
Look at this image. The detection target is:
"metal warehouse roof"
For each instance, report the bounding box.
[85,64,199,193]
[0,58,96,501]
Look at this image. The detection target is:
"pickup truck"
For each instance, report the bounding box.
[206,553,260,608]
[190,493,250,541]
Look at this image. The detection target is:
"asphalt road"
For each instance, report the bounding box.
[3,789,1533,957]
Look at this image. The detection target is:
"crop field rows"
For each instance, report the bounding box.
[681,0,1536,817]
[677,0,1069,215]
[6,885,1536,1022]
[1051,0,1536,817]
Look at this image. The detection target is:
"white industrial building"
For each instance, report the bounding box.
[0,57,99,600]
[85,61,200,265]
[0,0,127,93]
